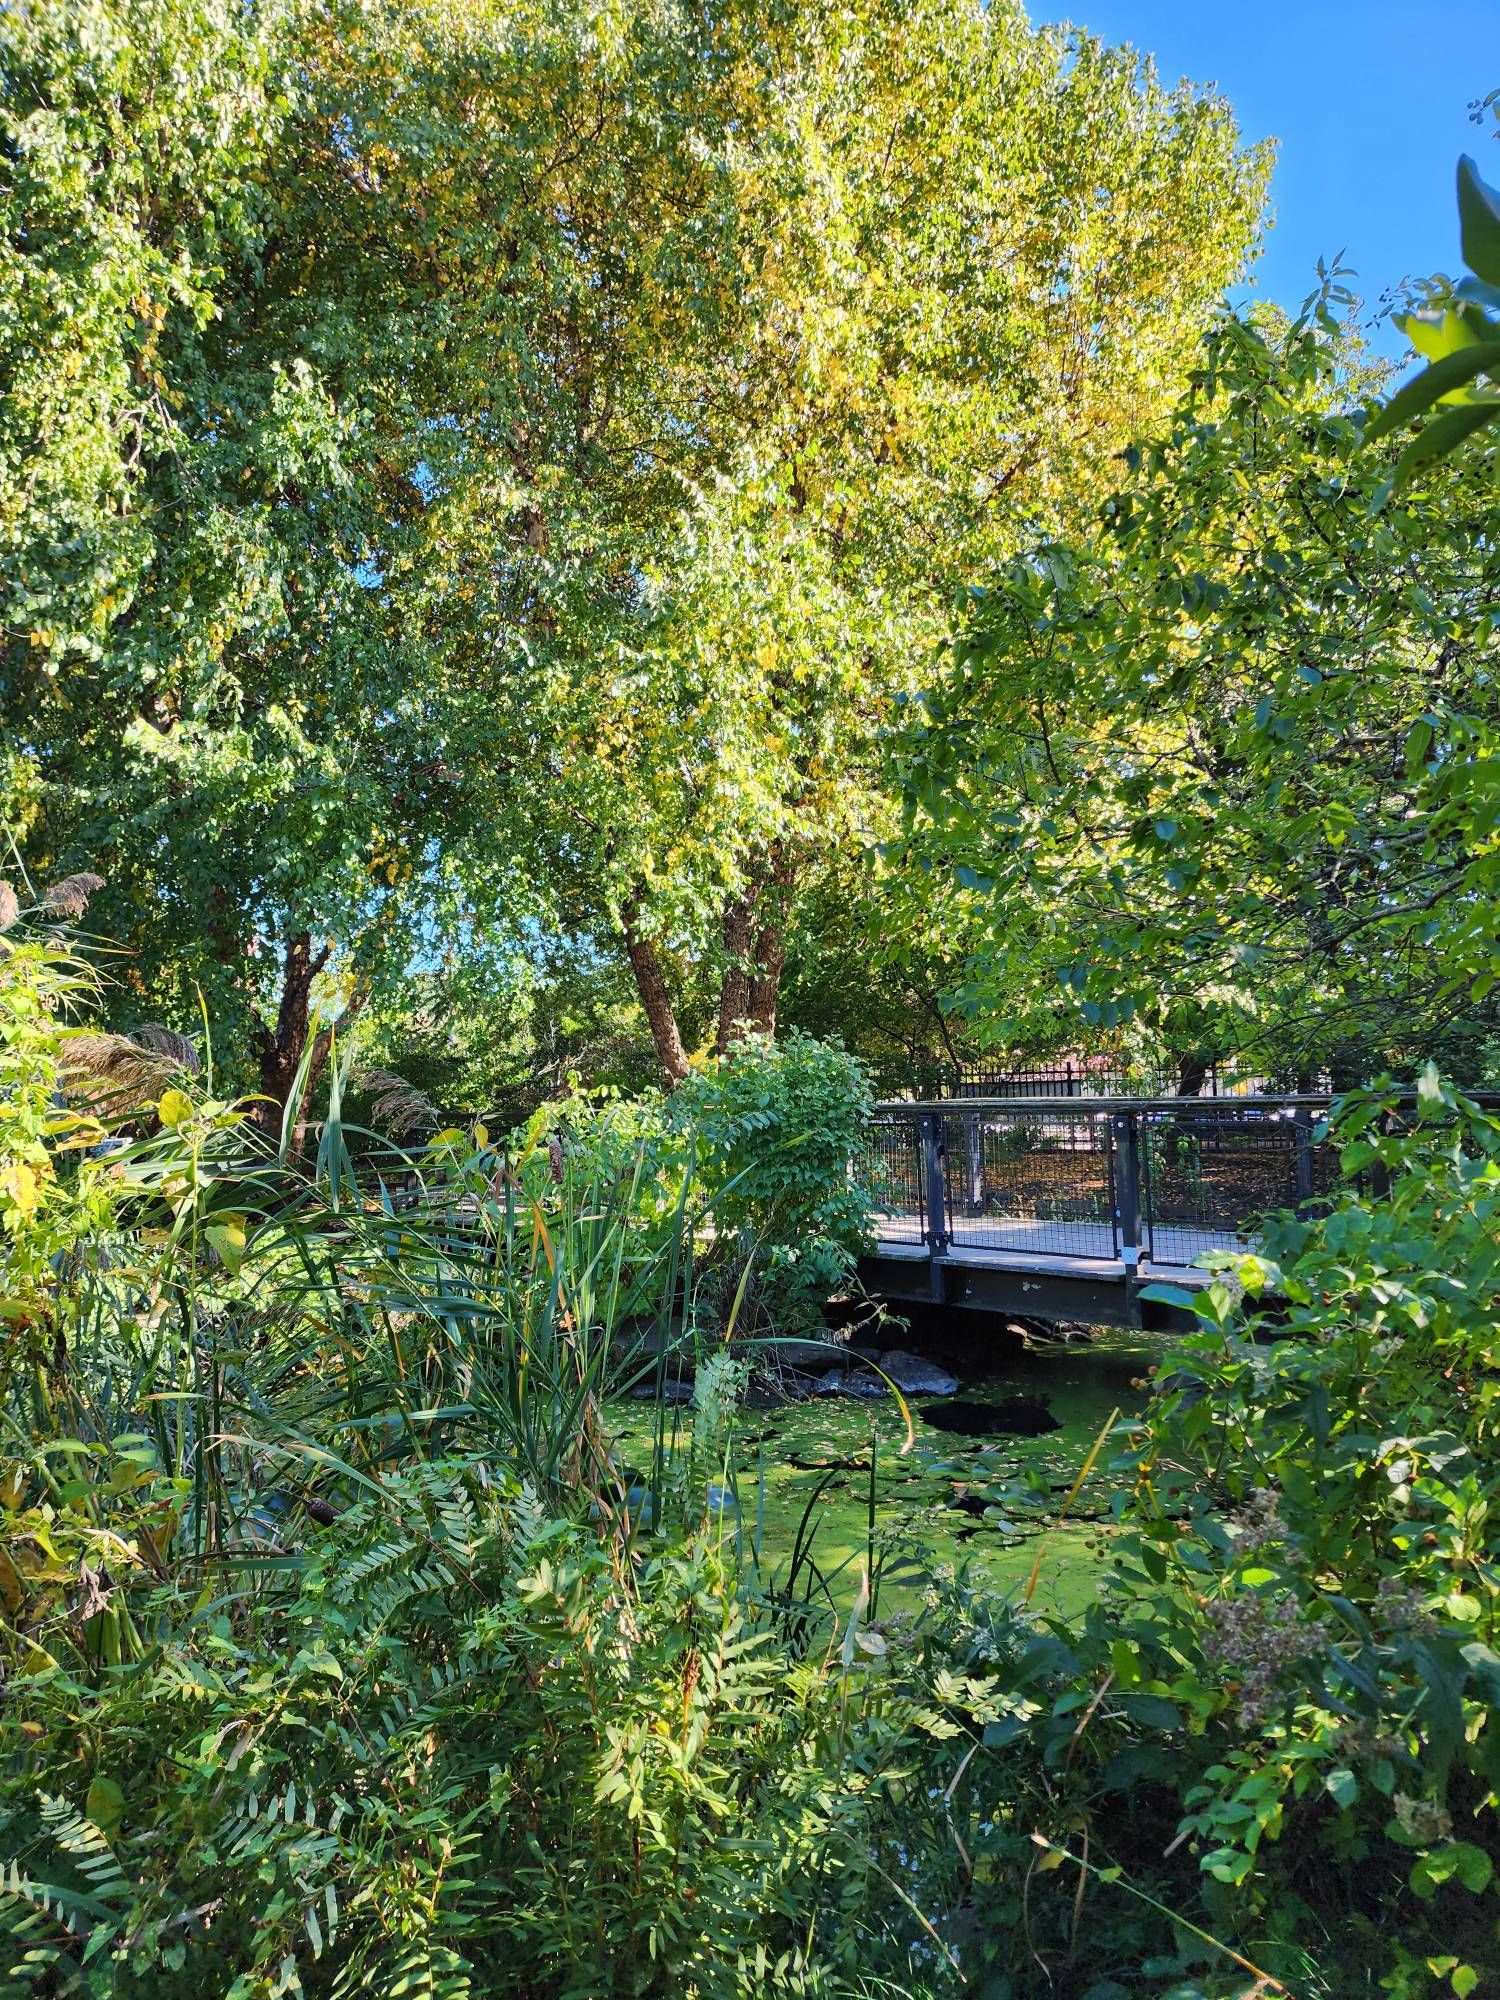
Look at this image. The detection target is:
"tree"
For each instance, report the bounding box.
[0,0,497,1114]
[418,0,1272,1088]
[4,0,752,1105]
[299,0,1268,1082]
[893,297,1500,1080]
[5,0,1266,1093]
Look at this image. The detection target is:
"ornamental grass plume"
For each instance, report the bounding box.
[353,1066,442,1138]
[60,1031,191,1106]
[41,871,105,920]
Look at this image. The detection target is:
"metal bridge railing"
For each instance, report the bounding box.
[904,1061,1326,1102]
[855,1096,1344,1272]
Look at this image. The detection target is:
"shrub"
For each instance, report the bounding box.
[1,1457,996,1999]
[930,1077,1500,1997]
[0,936,989,1999]
[669,1034,876,1336]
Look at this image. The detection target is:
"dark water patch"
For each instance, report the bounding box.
[919,1396,1061,1438]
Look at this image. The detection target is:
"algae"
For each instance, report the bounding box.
[606,1331,1171,1621]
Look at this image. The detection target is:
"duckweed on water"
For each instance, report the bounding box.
[606,1330,1172,1619]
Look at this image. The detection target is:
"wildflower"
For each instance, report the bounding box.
[1228,1486,1287,1558]
[1375,1573,1437,1634]
[0,881,18,930]
[1201,1589,1329,1729]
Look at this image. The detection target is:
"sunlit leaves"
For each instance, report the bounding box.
[894,303,1500,1076]
[1370,155,1500,489]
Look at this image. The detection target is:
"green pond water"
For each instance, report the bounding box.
[606,1331,1173,1622]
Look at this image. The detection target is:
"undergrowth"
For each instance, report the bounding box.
[5,919,1500,1997]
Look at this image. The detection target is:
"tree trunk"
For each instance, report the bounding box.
[716,892,757,1053]
[251,932,332,1133]
[744,848,797,1038]
[1175,1052,1212,1098]
[746,912,787,1037]
[620,892,690,1085]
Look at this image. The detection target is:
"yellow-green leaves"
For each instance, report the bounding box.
[1370,155,1500,489]
[156,1087,194,1129]
[205,1215,247,1275]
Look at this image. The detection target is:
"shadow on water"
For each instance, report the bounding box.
[606,1314,1179,1621]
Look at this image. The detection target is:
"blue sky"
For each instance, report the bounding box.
[1064,1,1495,351]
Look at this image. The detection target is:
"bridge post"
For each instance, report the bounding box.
[1369,1107,1395,1200]
[1292,1104,1315,1211]
[921,1112,950,1300]
[965,1112,983,1212]
[1111,1110,1143,1270]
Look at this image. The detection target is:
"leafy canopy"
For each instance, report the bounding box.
[893,299,1500,1078]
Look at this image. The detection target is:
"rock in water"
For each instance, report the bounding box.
[919,1397,1061,1438]
[876,1350,959,1396]
[812,1369,887,1399]
[629,1378,694,1403]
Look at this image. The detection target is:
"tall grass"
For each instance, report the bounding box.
[3,936,702,1647]
[1,927,991,2000]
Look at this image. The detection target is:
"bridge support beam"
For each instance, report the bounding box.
[921,1112,949,1301]
[1110,1111,1143,1270]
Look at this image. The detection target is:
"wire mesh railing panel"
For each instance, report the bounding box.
[854,1113,927,1244]
[940,1108,1118,1260]
[913,1061,1318,1100]
[1140,1104,1300,1264]
[1310,1137,1343,1199]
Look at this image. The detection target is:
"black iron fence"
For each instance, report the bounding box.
[854,1097,1341,1270]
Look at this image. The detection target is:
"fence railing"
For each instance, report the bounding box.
[854,1096,1341,1271]
[903,1062,1327,1102]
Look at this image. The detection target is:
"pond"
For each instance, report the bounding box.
[606,1329,1174,1621]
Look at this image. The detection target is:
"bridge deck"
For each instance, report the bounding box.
[874,1212,1245,1271]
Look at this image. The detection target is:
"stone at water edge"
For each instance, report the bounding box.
[628,1378,694,1403]
[811,1369,887,1399]
[874,1350,959,1396]
[757,1339,846,1374]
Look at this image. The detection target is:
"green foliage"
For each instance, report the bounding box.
[1370,154,1500,486]
[671,1035,875,1336]
[906,1086,1500,1997]
[3,1460,985,1998]
[895,300,1500,1080]
[2,0,1268,1090]
[356,947,661,1133]
[0,930,114,1377]
[0,924,992,2000]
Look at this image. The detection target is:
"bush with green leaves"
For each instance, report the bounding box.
[669,1034,876,1338]
[911,1080,1500,1999]
[2,1452,1008,2000]
[0,925,991,1999]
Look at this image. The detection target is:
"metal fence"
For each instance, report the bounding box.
[905,1061,1320,1101]
[856,1112,931,1246]
[944,1103,1118,1259]
[858,1097,1341,1270]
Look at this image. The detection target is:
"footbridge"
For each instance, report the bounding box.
[854,1095,1341,1330]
